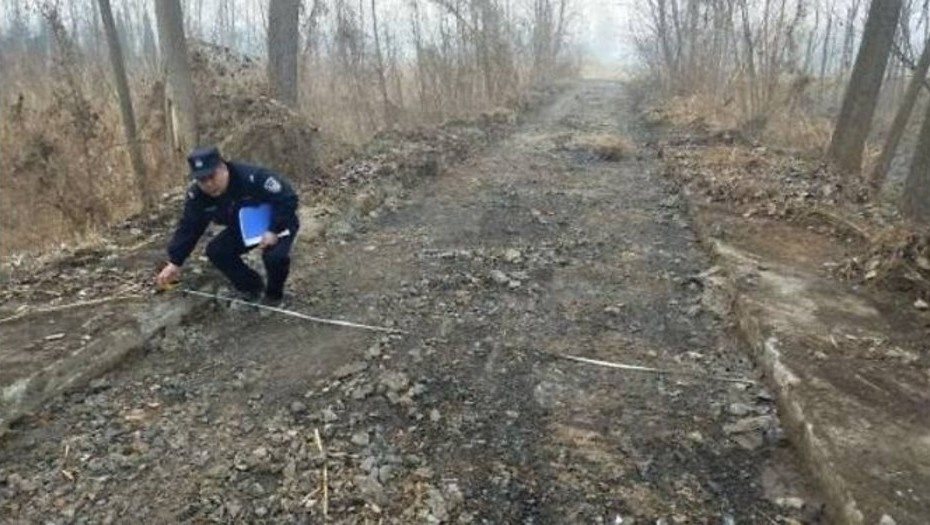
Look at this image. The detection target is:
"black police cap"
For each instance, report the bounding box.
[187,146,223,180]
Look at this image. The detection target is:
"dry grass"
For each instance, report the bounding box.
[297,62,534,149]
[1,2,573,260]
[1,55,179,256]
[568,133,636,161]
[1,51,560,259]
[643,78,835,155]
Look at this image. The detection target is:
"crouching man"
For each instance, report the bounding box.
[156,145,299,306]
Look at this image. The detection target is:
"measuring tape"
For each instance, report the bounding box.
[174,287,406,334]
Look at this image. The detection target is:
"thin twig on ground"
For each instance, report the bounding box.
[0,293,144,325]
[315,428,329,518]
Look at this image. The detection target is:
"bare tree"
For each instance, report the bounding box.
[902,94,930,222]
[269,0,301,108]
[820,8,834,93]
[870,33,930,187]
[827,0,903,175]
[141,10,157,72]
[371,0,393,124]
[96,0,149,208]
[155,0,198,154]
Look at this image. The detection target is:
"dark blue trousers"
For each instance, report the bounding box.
[205,223,298,299]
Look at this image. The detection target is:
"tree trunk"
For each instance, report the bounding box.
[827,0,902,175]
[870,34,930,188]
[803,6,820,75]
[142,10,157,72]
[97,0,150,209]
[902,94,930,222]
[738,0,758,117]
[155,0,198,154]
[268,0,301,108]
[371,0,392,125]
[654,0,677,92]
[819,13,833,93]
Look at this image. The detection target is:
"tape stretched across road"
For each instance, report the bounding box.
[180,288,406,334]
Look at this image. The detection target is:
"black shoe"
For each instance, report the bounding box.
[260,294,284,308]
[234,289,262,303]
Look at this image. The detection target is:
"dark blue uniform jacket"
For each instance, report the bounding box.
[167,161,299,266]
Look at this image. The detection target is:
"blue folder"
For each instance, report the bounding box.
[239,204,291,247]
[239,204,272,246]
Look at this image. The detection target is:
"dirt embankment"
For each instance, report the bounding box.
[645,88,930,524]
[641,101,930,306]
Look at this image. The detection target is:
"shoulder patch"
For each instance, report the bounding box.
[264,176,282,193]
[187,190,196,200]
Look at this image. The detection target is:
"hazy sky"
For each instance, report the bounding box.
[576,0,635,64]
[0,0,637,64]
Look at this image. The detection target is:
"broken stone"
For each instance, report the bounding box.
[443,482,464,512]
[686,431,705,443]
[320,409,338,423]
[430,409,441,422]
[427,486,449,521]
[366,343,383,359]
[727,403,753,417]
[352,384,374,400]
[916,256,930,270]
[205,464,228,479]
[351,432,370,446]
[226,500,242,519]
[386,391,413,405]
[410,383,428,397]
[884,347,919,364]
[879,515,896,525]
[361,456,377,473]
[503,249,522,263]
[755,390,775,402]
[724,415,776,450]
[380,371,410,392]
[489,270,510,285]
[334,361,368,378]
[914,299,929,311]
[775,497,804,510]
[724,415,774,435]
[355,475,387,505]
[378,465,394,483]
[289,401,307,414]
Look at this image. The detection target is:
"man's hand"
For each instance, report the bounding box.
[156,262,182,290]
[259,231,279,249]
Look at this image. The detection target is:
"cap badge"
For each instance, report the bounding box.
[264,177,282,193]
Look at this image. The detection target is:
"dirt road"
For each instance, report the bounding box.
[0,81,818,523]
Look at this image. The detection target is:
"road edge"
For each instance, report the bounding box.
[678,188,865,525]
